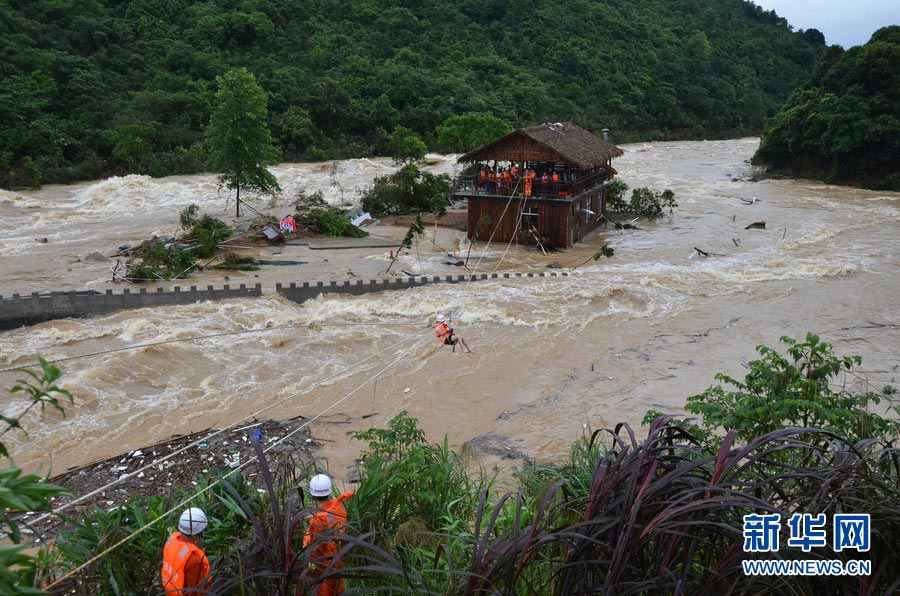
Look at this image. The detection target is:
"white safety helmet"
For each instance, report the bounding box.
[309,473,332,497]
[435,314,445,324]
[178,507,208,536]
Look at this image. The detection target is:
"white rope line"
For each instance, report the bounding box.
[43,333,429,590]
[446,177,527,322]
[0,321,421,374]
[35,172,530,586]
[27,332,422,526]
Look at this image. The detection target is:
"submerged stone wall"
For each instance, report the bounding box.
[0,284,262,331]
[274,271,568,304]
[0,272,569,330]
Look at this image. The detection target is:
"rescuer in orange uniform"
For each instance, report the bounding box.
[435,314,473,353]
[299,473,354,596]
[161,507,211,595]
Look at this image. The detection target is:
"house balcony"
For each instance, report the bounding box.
[453,166,612,201]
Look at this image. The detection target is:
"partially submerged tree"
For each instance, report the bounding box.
[606,179,677,219]
[208,67,281,217]
[389,125,427,165]
[361,164,451,216]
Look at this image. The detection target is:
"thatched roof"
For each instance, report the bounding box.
[458,121,624,168]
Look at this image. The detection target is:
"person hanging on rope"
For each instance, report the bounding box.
[435,314,473,353]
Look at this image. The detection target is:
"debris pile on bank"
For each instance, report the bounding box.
[27,418,320,538]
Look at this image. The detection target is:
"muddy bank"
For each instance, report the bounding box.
[27,419,319,541]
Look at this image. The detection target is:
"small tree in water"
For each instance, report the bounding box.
[605,180,677,219]
[389,125,427,165]
[208,67,281,217]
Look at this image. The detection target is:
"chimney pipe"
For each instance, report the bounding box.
[601,128,610,141]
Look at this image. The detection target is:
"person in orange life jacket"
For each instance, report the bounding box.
[299,474,354,596]
[540,172,549,197]
[524,170,533,197]
[161,507,211,595]
[500,169,510,194]
[435,314,473,353]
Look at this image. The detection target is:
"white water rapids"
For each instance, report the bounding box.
[0,138,897,481]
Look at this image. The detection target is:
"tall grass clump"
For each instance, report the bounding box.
[344,410,493,592]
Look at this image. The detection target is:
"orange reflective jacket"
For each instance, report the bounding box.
[161,532,210,595]
[304,492,354,570]
[435,322,453,344]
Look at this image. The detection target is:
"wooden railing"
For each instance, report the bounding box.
[454,167,610,199]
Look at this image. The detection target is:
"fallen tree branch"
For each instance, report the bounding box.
[692,246,725,257]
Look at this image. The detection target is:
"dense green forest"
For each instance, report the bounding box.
[753,26,900,190]
[0,0,825,188]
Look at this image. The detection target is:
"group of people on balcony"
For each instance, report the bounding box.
[475,163,578,198]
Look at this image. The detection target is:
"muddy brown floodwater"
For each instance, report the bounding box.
[1,139,897,494]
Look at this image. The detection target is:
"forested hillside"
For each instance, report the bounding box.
[753,26,900,190]
[0,0,824,188]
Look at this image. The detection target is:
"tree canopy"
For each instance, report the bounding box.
[208,67,280,216]
[436,112,514,153]
[753,26,900,190]
[0,0,827,188]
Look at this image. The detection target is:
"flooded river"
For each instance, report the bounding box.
[1,138,897,483]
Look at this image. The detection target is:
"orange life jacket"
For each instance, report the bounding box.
[552,172,559,182]
[161,532,210,595]
[435,322,454,344]
[479,171,486,181]
[304,492,354,571]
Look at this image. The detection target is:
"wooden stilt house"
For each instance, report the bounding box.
[455,122,623,248]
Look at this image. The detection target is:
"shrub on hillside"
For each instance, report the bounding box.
[684,332,900,444]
